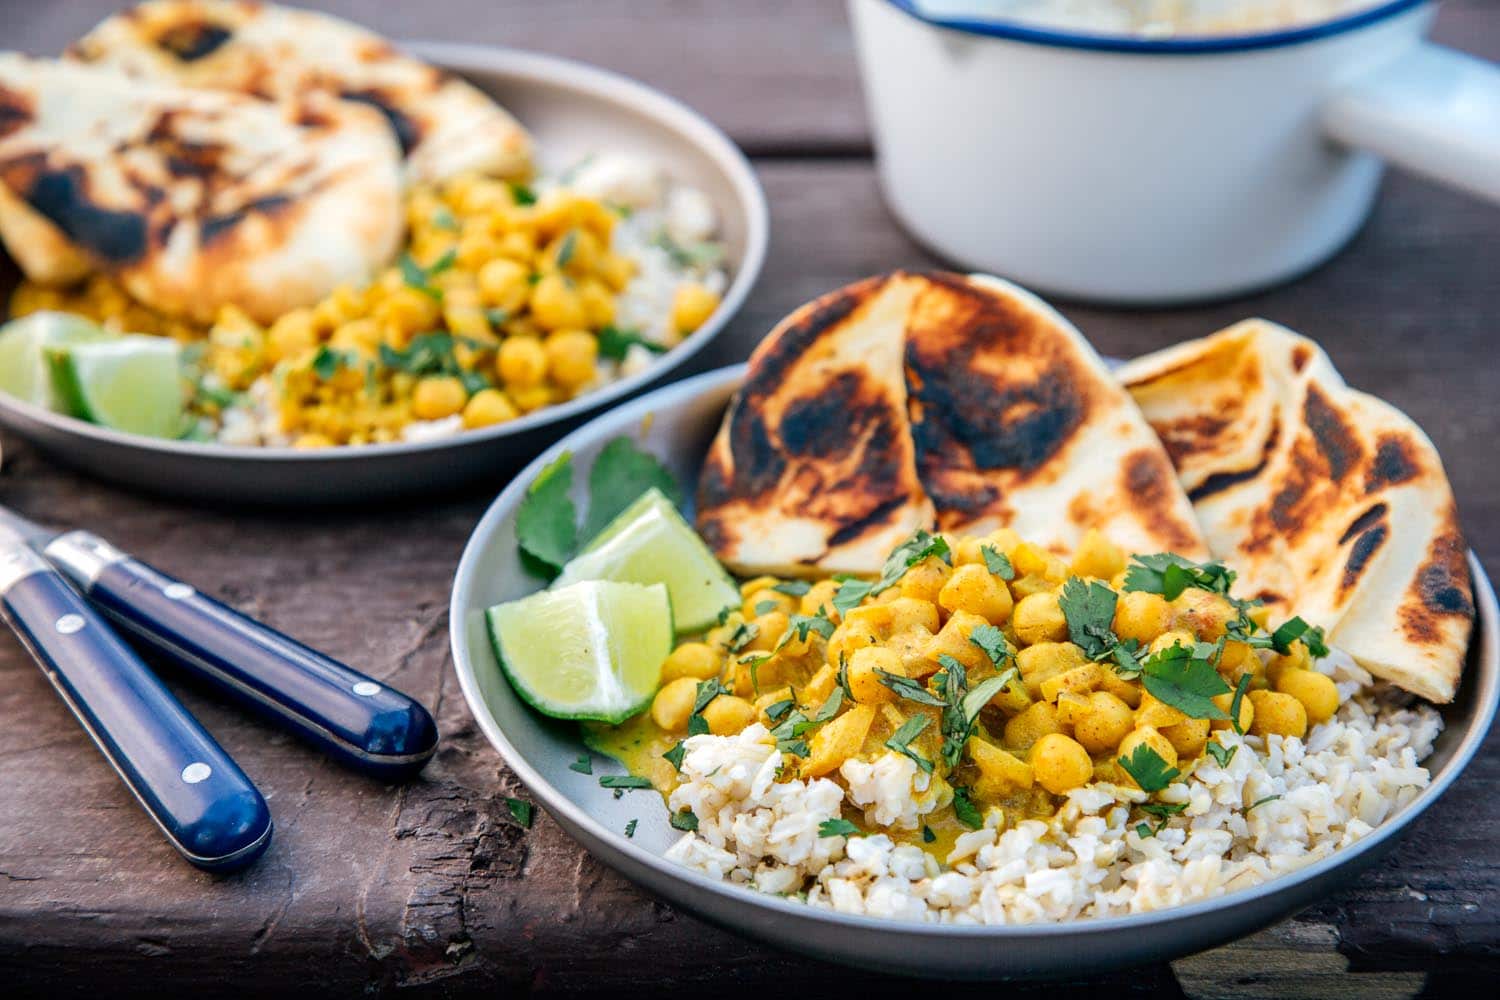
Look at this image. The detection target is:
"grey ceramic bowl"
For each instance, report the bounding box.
[450,365,1498,979]
[0,45,767,505]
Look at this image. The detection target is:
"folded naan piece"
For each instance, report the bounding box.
[0,55,403,324]
[1119,319,1474,702]
[697,274,935,577]
[69,0,532,186]
[697,271,1207,577]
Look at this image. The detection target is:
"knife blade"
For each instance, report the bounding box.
[0,522,271,871]
[0,505,438,780]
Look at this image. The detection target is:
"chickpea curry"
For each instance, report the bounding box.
[586,526,1341,852]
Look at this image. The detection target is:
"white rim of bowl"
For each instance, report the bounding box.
[450,363,1499,940]
[0,44,769,463]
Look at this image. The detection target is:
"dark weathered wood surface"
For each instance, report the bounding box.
[2,1,1498,996]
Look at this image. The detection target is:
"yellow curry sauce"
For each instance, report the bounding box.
[586,528,1342,854]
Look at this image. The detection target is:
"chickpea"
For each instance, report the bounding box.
[577,278,617,328]
[1031,733,1093,794]
[1160,716,1211,758]
[847,647,903,704]
[1070,529,1125,580]
[1073,691,1135,754]
[477,258,531,313]
[1013,591,1069,645]
[660,642,723,683]
[800,579,842,620]
[1247,690,1308,740]
[672,282,720,334]
[497,336,548,389]
[266,309,318,362]
[545,330,599,389]
[1135,689,1187,730]
[1017,642,1086,699]
[293,433,333,450]
[1149,629,1197,655]
[1113,591,1173,645]
[1004,700,1062,751]
[530,273,587,330]
[1210,688,1255,733]
[921,609,993,674]
[598,251,636,292]
[1172,589,1236,640]
[1218,641,1260,685]
[885,596,940,635]
[1274,669,1339,725]
[826,618,881,668]
[412,376,468,420]
[1267,643,1312,686]
[899,557,953,604]
[743,587,797,618]
[744,611,789,653]
[938,563,1014,625]
[1116,726,1179,788]
[1039,662,1102,703]
[1097,668,1143,709]
[702,696,757,736]
[651,677,700,732]
[510,384,556,413]
[462,388,519,429]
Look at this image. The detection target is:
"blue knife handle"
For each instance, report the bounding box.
[0,551,271,872]
[45,532,437,780]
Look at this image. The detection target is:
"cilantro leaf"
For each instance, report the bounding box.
[510,182,537,206]
[772,581,812,597]
[1270,616,1330,658]
[598,775,654,790]
[505,797,533,828]
[981,545,1014,580]
[311,345,356,381]
[1058,577,1121,660]
[597,326,668,361]
[624,819,638,838]
[968,624,1011,667]
[1117,743,1181,793]
[818,818,860,838]
[583,439,682,540]
[663,742,686,771]
[885,715,933,773]
[670,809,699,831]
[724,621,759,653]
[569,754,593,775]
[1110,638,1145,679]
[1136,823,1155,839]
[754,599,778,615]
[516,451,577,574]
[1228,672,1252,735]
[555,229,578,268]
[835,653,854,701]
[764,698,796,723]
[952,786,983,829]
[922,825,936,844]
[832,578,875,615]
[876,669,945,707]
[778,611,836,649]
[1205,740,1237,767]
[1139,642,1231,720]
[1245,794,1281,814]
[431,205,459,231]
[398,249,454,300]
[882,530,952,579]
[1122,553,1237,601]
[1139,801,1187,819]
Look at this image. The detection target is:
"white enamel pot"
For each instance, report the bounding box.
[849,0,1500,304]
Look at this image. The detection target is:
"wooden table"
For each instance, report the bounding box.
[2,2,1497,996]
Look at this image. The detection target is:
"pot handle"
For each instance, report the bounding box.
[1322,43,1500,204]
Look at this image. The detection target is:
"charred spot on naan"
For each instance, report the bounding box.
[342,89,424,156]
[1366,433,1422,491]
[1120,449,1205,555]
[1401,506,1475,645]
[0,84,32,139]
[1187,418,1281,503]
[154,19,233,62]
[0,155,149,265]
[1304,384,1362,483]
[905,272,1093,509]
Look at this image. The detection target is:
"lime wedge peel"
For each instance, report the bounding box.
[553,487,740,633]
[487,580,673,724]
[0,311,112,409]
[47,335,186,439]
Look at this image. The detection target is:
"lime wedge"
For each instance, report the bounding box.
[487,580,672,723]
[47,335,186,438]
[0,311,112,409]
[553,487,739,633]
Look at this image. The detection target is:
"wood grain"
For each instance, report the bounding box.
[2,0,1499,996]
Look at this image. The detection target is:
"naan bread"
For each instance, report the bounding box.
[69,0,533,185]
[0,55,403,324]
[1119,319,1474,702]
[697,271,1207,577]
[697,274,935,577]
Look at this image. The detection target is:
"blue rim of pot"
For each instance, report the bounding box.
[880,0,1427,54]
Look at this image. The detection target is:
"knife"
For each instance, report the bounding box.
[1,523,272,871]
[0,505,438,780]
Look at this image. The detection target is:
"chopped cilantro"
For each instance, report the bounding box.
[1058,577,1121,660]
[1205,739,1238,767]
[1139,801,1187,819]
[818,818,860,838]
[835,654,854,701]
[936,651,1014,770]
[1245,794,1282,814]
[398,249,455,299]
[569,754,593,775]
[831,578,876,615]
[510,182,537,206]
[778,610,835,648]
[724,621,760,654]
[1117,743,1181,793]
[583,438,682,540]
[1136,823,1155,839]
[431,205,459,231]
[968,624,1011,667]
[670,809,699,831]
[754,599,778,616]
[981,545,1014,580]
[764,698,796,723]
[832,530,952,615]
[651,229,725,269]
[922,825,936,844]
[380,331,491,381]
[1229,672,1252,735]
[952,787,983,829]
[485,307,511,327]
[740,653,769,695]
[885,715,933,773]
[772,581,812,597]
[624,819,638,838]
[597,326,667,361]
[311,345,356,381]
[1123,553,1237,601]
[810,688,844,724]
[688,677,726,736]
[555,229,579,268]
[663,742,687,771]
[875,669,945,707]
[515,451,577,575]
[1270,616,1330,658]
[598,775,654,790]
[505,797,533,828]
[1139,641,1231,719]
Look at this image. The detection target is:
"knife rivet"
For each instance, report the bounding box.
[55,614,85,635]
[181,762,212,784]
[352,681,381,697]
[163,583,195,600]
